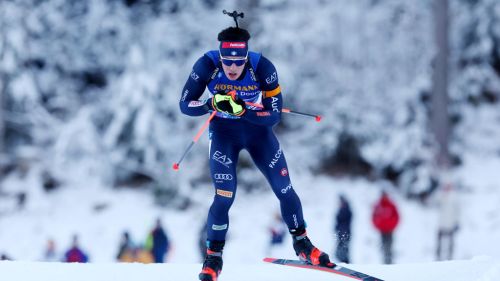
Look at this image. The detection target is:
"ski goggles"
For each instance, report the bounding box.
[220,53,248,67]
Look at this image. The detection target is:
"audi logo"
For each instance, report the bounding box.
[214,174,233,180]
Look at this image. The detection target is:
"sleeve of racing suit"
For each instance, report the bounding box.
[179,54,216,116]
[241,55,282,126]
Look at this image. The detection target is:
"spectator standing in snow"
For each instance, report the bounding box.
[145,218,170,263]
[0,253,12,260]
[334,194,352,263]
[63,234,89,263]
[116,231,134,261]
[372,191,399,264]
[42,238,60,262]
[436,181,460,260]
[267,212,287,256]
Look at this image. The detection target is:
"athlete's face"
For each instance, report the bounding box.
[220,56,247,80]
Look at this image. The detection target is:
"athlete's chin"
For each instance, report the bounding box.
[227,73,239,80]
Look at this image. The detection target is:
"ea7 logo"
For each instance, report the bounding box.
[212,151,233,168]
[265,72,277,84]
[190,71,199,81]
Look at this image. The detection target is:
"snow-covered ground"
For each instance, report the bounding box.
[0,256,499,281]
[0,152,499,272]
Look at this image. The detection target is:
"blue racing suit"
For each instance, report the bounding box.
[179,50,305,242]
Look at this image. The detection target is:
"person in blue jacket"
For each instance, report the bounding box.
[146,218,170,263]
[179,26,332,281]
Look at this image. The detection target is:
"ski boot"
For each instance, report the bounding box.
[199,240,224,281]
[290,227,334,267]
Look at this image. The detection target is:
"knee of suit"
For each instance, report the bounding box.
[210,193,235,215]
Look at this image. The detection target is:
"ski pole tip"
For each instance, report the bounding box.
[172,163,180,171]
[315,115,322,122]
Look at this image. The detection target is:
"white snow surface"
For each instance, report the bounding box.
[1,154,500,280]
[0,256,500,281]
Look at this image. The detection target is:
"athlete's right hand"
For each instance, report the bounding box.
[212,91,246,116]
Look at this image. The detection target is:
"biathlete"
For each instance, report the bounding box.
[179,21,333,281]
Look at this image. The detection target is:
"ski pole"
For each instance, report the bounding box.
[173,111,217,171]
[245,101,322,122]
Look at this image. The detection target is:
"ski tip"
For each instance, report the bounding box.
[172,163,179,171]
[315,115,322,122]
[263,257,278,263]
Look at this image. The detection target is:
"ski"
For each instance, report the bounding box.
[263,258,384,281]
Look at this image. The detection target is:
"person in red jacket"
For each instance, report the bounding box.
[372,191,399,264]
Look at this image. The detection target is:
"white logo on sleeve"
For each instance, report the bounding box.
[190,71,200,81]
[181,90,189,101]
[271,97,279,112]
[188,100,206,107]
[265,72,277,84]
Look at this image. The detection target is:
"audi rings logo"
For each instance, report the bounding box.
[214,174,233,181]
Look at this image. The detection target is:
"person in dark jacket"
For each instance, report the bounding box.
[64,235,88,263]
[116,231,134,261]
[267,212,287,256]
[334,195,352,263]
[146,218,170,263]
[0,253,12,260]
[372,191,400,264]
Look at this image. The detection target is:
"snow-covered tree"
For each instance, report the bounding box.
[0,0,498,203]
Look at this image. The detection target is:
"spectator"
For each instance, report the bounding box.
[372,191,399,264]
[334,194,352,263]
[17,192,27,210]
[64,235,89,263]
[145,218,170,263]
[436,181,460,260]
[0,253,12,260]
[267,212,287,256]
[116,231,134,261]
[42,238,59,262]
